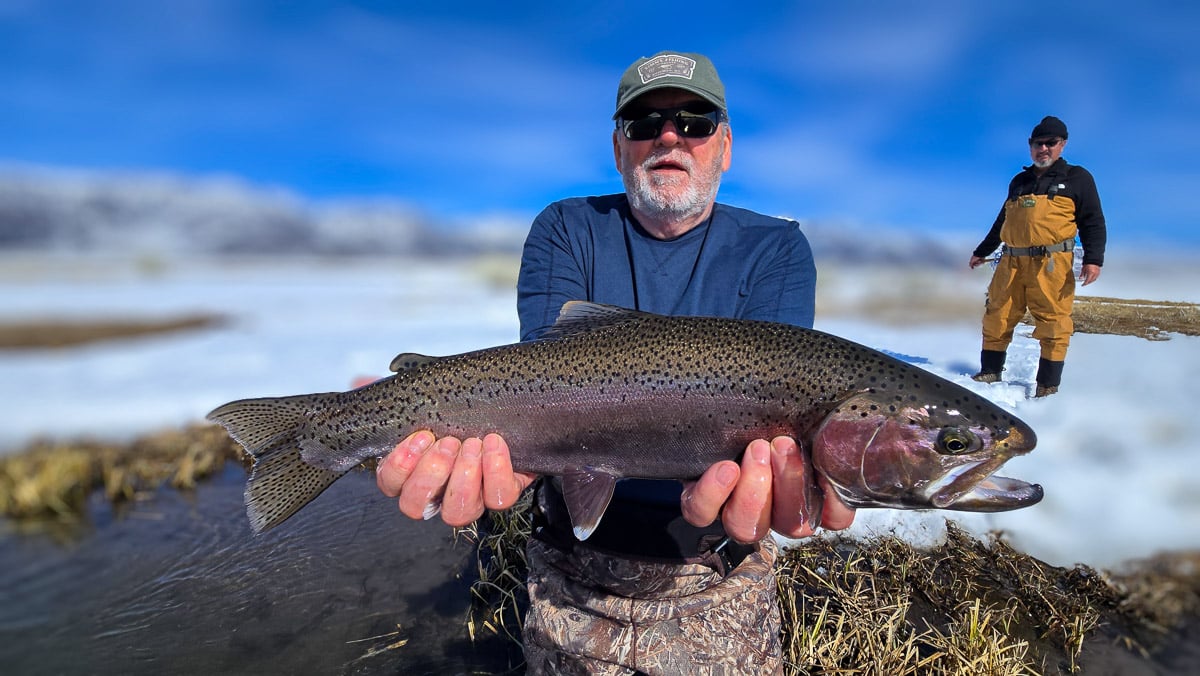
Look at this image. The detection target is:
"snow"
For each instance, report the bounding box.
[1,253,1197,571]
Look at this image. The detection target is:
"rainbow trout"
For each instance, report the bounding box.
[208,301,1043,537]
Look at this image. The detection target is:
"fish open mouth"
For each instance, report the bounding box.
[928,458,1044,511]
[947,475,1045,510]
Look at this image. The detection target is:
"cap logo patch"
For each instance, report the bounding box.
[637,54,696,84]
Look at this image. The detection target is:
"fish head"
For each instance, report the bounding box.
[811,388,1043,512]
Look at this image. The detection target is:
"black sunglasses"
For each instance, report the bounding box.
[1030,138,1062,148]
[619,105,724,141]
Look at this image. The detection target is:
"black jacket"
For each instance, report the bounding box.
[973,158,1107,267]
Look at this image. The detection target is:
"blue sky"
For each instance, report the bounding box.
[2,1,1197,250]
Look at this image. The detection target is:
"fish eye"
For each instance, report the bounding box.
[937,427,980,455]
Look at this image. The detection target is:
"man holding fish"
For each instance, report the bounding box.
[209,48,1043,675]
[378,51,853,673]
[210,50,1038,674]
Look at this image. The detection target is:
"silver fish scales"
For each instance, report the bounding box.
[208,301,1043,537]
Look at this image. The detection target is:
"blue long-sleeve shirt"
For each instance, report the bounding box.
[514,193,817,526]
[518,194,816,339]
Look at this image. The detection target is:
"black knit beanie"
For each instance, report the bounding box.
[1029,115,1068,141]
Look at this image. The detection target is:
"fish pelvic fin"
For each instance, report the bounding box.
[560,467,620,541]
[208,394,346,533]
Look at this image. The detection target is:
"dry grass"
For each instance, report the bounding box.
[458,490,535,647]
[815,268,987,326]
[0,314,225,349]
[775,526,1118,674]
[1066,296,1200,340]
[0,425,245,524]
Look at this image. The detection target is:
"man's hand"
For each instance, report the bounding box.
[377,430,855,541]
[1079,263,1101,286]
[680,436,856,543]
[375,431,537,527]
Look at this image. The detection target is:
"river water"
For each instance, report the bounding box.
[0,464,520,675]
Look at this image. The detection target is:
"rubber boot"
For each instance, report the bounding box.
[1035,358,1064,397]
[972,350,1006,383]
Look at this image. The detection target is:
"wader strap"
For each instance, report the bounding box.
[531,480,756,576]
[1002,238,1074,257]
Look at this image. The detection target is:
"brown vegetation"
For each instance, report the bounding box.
[775,527,1200,675]
[0,314,225,349]
[1067,296,1200,341]
[0,425,244,524]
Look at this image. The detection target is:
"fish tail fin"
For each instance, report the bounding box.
[244,440,344,533]
[208,394,346,534]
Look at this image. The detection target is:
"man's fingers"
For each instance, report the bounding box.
[441,437,486,527]
[767,436,816,538]
[376,430,434,497]
[720,439,773,543]
[681,461,740,528]
[481,433,536,511]
[818,476,857,530]
[396,435,460,520]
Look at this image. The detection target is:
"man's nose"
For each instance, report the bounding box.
[655,119,682,145]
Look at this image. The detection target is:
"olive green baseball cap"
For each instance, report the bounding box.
[613,51,727,119]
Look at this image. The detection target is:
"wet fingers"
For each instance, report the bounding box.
[376,431,434,497]
[397,436,460,521]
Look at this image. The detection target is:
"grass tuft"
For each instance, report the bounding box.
[1066,296,1200,340]
[0,425,245,526]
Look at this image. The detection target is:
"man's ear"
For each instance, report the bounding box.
[721,126,733,172]
[612,130,622,172]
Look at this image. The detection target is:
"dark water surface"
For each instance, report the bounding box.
[0,465,520,675]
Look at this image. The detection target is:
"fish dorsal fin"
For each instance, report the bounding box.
[389,352,441,373]
[560,466,620,541]
[542,301,647,340]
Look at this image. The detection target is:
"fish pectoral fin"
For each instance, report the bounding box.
[388,352,441,372]
[560,467,620,541]
[798,440,825,531]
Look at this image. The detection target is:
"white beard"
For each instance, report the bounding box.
[622,148,725,225]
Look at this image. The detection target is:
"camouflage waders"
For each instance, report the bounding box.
[522,536,783,675]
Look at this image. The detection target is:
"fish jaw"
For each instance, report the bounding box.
[811,391,1042,512]
[931,468,1044,511]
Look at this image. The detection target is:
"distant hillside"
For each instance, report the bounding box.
[0,168,962,265]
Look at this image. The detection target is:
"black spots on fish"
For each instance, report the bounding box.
[841,402,879,420]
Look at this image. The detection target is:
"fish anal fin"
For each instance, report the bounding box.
[560,467,620,541]
[389,352,441,373]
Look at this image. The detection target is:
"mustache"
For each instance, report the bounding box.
[641,150,694,172]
